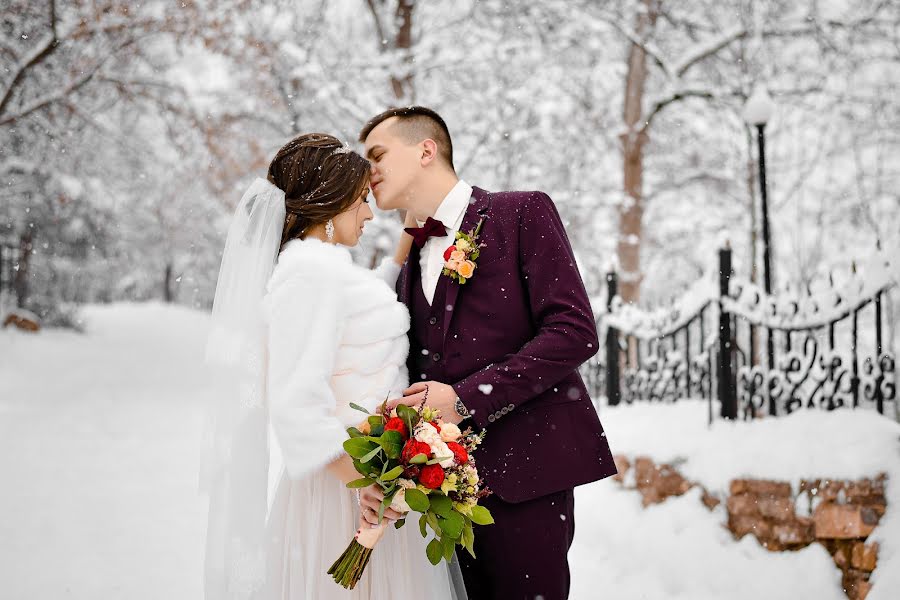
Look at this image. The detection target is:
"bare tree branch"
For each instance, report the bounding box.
[593,13,672,79]
[0,1,59,116]
[673,25,747,77]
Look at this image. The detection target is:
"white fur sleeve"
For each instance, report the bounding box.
[265,274,348,481]
[374,256,402,288]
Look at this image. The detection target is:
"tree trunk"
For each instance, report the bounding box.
[14,229,33,309]
[366,0,417,268]
[163,262,174,303]
[366,0,416,104]
[391,0,415,103]
[617,0,659,308]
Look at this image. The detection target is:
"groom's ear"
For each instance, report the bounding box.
[420,138,438,167]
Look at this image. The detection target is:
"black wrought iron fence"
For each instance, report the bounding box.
[583,245,897,422]
[728,259,896,418]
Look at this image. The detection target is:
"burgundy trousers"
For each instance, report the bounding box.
[456,488,576,600]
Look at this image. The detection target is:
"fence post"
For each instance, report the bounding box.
[605,271,621,406]
[718,245,737,419]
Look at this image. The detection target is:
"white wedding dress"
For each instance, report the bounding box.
[260,237,458,600]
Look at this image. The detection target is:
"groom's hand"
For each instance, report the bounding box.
[387,381,464,425]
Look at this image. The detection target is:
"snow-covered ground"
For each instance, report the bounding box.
[1,303,898,600]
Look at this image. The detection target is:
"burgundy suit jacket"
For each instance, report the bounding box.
[398,186,616,503]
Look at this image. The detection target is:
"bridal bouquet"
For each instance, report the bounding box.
[327,401,494,589]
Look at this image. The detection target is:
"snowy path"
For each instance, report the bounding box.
[1,303,897,599]
[0,305,209,599]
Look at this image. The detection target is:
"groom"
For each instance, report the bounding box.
[360,106,616,600]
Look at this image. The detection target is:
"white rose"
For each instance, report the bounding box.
[414,423,441,445]
[429,438,456,469]
[390,490,411,514]
[389,479,416,514]
[439,422,462,443]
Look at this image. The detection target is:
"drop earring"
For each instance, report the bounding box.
[325,219,335,241]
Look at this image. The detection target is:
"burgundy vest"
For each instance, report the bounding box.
[407,256,450,384]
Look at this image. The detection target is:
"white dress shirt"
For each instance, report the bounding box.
[418,179,473,305]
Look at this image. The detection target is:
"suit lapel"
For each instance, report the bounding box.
[441,187,491,346]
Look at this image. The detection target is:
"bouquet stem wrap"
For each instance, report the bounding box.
[327,520,389,589]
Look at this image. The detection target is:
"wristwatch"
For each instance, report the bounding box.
[454,395,471,420]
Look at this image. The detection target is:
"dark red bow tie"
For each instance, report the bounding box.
[404,216,448,248]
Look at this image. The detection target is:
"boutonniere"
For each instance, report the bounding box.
[441,217,486,285]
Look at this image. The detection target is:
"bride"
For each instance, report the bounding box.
[202,133,460,599]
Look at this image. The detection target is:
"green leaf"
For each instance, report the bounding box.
[346,477,375,489]
[370,424,385,437]
[382,465,404,481]
[409,453,428,465]
[394,518,406,529]
[441,534,457,561]
[377,491,395,522]
[426,539,443,565]
[418,514,428,538]
[396,404,419,432]
[378,430,404,459]
[343,438,377,459]
[439,510,464,539]
[368,415,385,428]
[462,521,475,555]
[404,488,430,512]
[426,455,453,465]
[429,494,453,517]
[469,505,495,526]
[360,445,383,464]
[426,510,442,536]
[349,402,371,415]
[346,427,365,438]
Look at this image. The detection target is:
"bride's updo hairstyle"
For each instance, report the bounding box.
[267,133,371,247]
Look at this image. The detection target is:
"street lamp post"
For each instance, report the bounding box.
[744,85,777,413]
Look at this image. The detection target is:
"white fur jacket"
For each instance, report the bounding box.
[263,238,410,481]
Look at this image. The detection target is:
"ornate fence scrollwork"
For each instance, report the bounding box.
[585,245,897,423]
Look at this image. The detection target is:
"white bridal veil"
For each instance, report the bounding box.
[202,177,285,598]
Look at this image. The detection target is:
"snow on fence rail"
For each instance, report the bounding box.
[581,244,898,424]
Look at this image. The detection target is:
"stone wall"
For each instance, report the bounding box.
[612,454,887,600]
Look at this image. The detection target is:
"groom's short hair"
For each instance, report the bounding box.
[359,106,455,171]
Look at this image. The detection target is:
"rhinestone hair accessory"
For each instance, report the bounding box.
[325,219,335,240]
[331,144,353,156]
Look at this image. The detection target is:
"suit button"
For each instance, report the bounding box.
[487,414,496,423]
[429,317,437,325]
[507,403,515,410]
[500,407,509,416]
[432,353,441,362]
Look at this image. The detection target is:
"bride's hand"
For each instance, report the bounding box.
[359,484,404,526]
[392,211,416,266]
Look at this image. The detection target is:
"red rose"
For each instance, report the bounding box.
[385,417,408,439]
[443,245,457,261]
[446,441,469,465]
[418,463,446,489]
[401,439,431,464]
[428,421,442,433]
